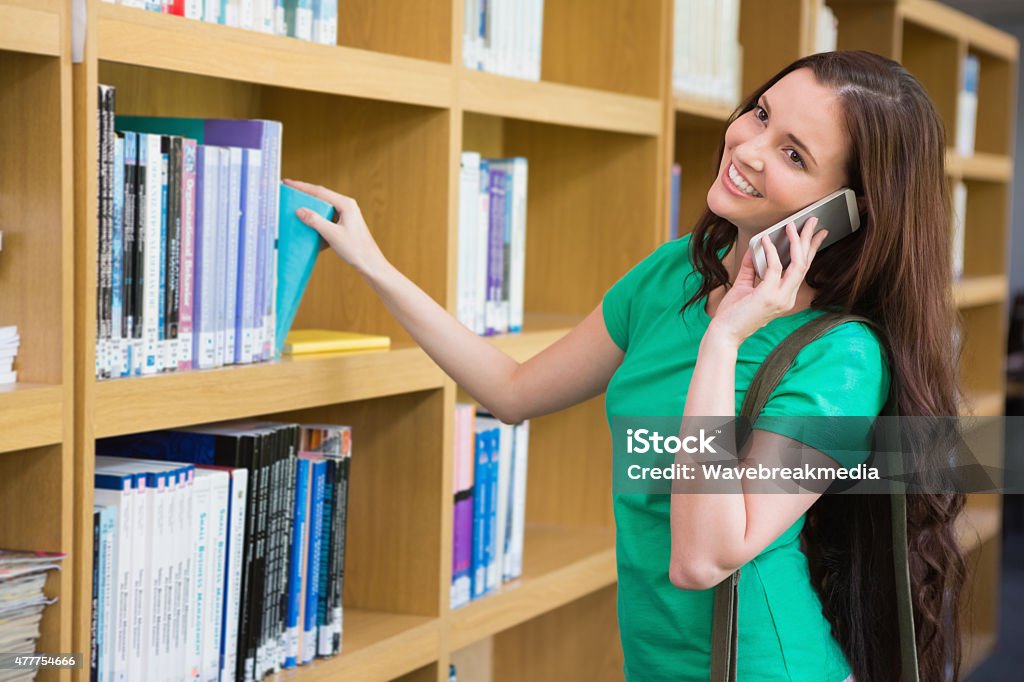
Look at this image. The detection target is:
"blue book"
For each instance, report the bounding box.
[471,429,490,599]
[485,427,500,591]
[284,457,310,668]
[274,183,334,357]
[302,458,327,665]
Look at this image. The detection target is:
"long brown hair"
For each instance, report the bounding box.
[684,51,967,681]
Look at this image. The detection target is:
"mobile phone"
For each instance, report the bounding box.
[748,188,861,279]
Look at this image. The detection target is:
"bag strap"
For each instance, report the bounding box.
[710,311,919,681]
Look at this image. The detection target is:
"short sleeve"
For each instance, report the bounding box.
[601,240,684,352]
[752,321,892,469]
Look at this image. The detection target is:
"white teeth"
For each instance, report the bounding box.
[728,164,763,197]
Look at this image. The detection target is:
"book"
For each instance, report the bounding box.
[669,163,681,241]
[274,183,334,357]
[282,330,390,355]
[956,53,979,157]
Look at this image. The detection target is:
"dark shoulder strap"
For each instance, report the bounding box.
[711,311,919,681]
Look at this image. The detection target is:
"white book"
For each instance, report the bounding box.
[531,0,545,81]
[225,0,242,28]
[457,152,482,331]
[261,122,283,361]
[506,420,529,580]
[195,147,220,370]
[463,0,478,68]
[95,487,134,682]
[197,469,230,682]
[225,147,243,365]
[239,0,255,30]
[952,181,967,280]
[218,468,248,682]
[203,0,220,23]
[184,0,203,20]
[187,471,212,682]
[95,505,117,682]
[141,134,163,376]
[490,158,527,332]
[215,148,230,368]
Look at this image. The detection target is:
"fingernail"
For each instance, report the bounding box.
[297,208,308,220]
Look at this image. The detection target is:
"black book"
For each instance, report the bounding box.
[121,132,137,347]
[91,508,100,681]
[165,136,183,369]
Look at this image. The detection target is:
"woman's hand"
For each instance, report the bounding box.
[283,178,388,277]
[707,217,829,347]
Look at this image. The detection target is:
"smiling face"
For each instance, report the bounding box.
[707,68,853,236]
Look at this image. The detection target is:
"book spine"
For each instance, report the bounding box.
[205,474,230,682]
[486,167,507,335]
[474,161,490,335]
[112,134,126,378]
[314,458,334,658]
[508,420,529,580]
[193,147,215,369]
[326,430,350,655]
[189,473,211,682]
[498,158,527,332]
[91,509,101,682]
[471,429,489,599]
[97,85,114,379]
[129,477,149,681]
[457,152,481,332]
[302,460,325,666]
[238,149,262,364]
[178,139,197,371]
[280,427,299,666]
[219,469,248,682]
[157,142,169,373]
[215,148,230,368]
[284,458,309,668]
[226,147,243,364]
[166,137,183,371]
[122,133,138,377]
[262,123,283,359]
[140,134,162,375]
[491,423,513,590]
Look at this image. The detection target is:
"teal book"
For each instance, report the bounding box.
[276,183,334,358]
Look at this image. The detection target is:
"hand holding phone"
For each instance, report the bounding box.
[748,188,861,279]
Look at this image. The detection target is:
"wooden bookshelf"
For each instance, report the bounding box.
[70,2,666,681]
[0,1,75,679]
[49,1,1015,681]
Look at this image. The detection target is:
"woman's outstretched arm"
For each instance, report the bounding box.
[285,179,624,424]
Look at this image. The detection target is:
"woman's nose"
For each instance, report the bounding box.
[732,141,765,173]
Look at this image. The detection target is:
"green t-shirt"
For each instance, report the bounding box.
[602,234,890,682]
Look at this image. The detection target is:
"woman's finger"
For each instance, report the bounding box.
[296,207,339,244]
[283,178,353,215]
[762,232,783,282]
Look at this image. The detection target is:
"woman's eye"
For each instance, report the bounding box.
[754,106,768,122]
[787,149,805,168]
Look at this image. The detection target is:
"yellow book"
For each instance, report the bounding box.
[283,329,392,355]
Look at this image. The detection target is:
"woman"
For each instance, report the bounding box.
[286,50,966,682]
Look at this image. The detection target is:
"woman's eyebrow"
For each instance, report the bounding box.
[761,95,818,168]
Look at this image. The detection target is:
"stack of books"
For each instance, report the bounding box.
[95,85,284,379]
[462,0,545,81]
[99,1,338,45]
[451,405,530,609]
[93,420,351,682]
[456,152,528,337]
[672,0,742,106]
[0,326,17,386]
[0,550,65,668]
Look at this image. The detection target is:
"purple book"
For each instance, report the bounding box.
[452,494,474,608]
[178,139,197,371]
[486,168,507,337]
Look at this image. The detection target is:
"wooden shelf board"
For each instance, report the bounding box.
[268,609,439,681]
[956,504,1001,555]
[93,346,444,438]
[672,95,735,122]
[97,3,453,109]
[460,69,662,136]
[486,313,582,362]
[962,390,1004,418]
[954,275,1008,308]
[0,384,64,453]
[899,0,1018,62]
[946,150,1014,182]
[449,524,616,650]
[0,3,61,57]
